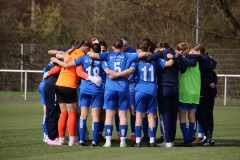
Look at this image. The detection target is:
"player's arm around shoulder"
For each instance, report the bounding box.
[50,57,76,68]
[165,59,174,67]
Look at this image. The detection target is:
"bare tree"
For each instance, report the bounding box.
[214,0,240,38]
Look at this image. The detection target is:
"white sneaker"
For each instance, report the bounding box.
[103,143,111,148]
[157,142,173,147]
[166,142,173,147]
[120,143,128,148]
[58,138,69,145]
[43,137,48,143]
[69,141,80,146]
[157,142,166,147]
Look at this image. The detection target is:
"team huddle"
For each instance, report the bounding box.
[38,36,217,148]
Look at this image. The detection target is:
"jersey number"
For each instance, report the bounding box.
[86,66,100,77]
[114,62,121,72]
[141,65,154,81]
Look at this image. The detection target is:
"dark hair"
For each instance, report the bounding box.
[176,43,189,55]
[69,40,91,54]
[191,44,208,55]
[138,40,151,52]
[155,42,170,49]
[119,36,128,42]
[136,43,141,50]
[92,43,101,53]
[112,39,123,49]
[70,40,80,48]
[141,38,155,52]
[90,43,101,66]
[99,40,107,50]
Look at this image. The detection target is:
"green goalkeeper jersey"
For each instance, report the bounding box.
[178,62,201,104]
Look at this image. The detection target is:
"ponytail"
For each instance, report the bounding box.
[68,40,85,54]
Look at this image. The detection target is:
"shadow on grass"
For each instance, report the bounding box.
[175,138,240,147]
[209,139,240,147]
[87,138,240,147]
[173,138,240,147]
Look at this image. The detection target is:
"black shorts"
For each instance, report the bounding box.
[55,86,78,103]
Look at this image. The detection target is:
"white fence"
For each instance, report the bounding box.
[0,69,42,101]
[0,69,240,106]
[217,74,240,105]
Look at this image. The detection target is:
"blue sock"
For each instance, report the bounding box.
[99,121,104,134]
[142,117,148,137]
[119,125,128,137]
[149,127,156,138]
[42,118,48,136]
[92,122,100,143]
[154,117,158,135]
[79,119,86,141]
[189,122,196,141]
[130,114,136,133]
[104,125,113,136]
[115,114,120,134]
[135,126,142,138]
[180,123,190,141]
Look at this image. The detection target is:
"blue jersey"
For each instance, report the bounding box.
[127,62,137,82]
[123,46,136,82]
[40,66,47,83]
[133,59,166,96]
[124,46,136,53]
[98,51,138,91]
[44,61,60,85]
[74,55,105,94]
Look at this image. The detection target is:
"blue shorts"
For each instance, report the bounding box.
[134,92,157,114]
[79,92,103,108]
[129,82,135,106]
[103,89,130,111]
[38,81,45,105]
[179,102,197,110]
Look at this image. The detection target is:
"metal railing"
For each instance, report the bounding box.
[0,69,42,100]
[0,69,240,105]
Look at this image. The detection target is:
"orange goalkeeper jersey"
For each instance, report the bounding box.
[55,49,84,88]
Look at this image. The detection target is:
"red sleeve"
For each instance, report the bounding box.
[76,65,88,80]
[47,65,62,76]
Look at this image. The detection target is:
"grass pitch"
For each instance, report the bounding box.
[0,101,239,160]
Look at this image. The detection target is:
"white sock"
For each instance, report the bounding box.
[150,137,155,143]
[69,136,75,142]
[106,136,111,144]
[120,137,126,144]
[44,133,48,139]
[59,137,64,141]
[136,137,141,143]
